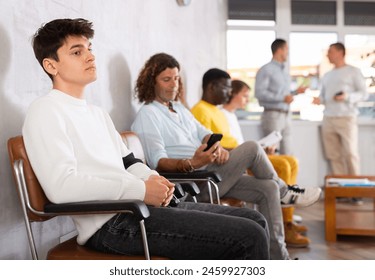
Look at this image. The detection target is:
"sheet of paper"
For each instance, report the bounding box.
[257,131,282,147]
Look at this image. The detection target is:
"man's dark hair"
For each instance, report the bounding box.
[135,53,182,104]
[202,68,231,92]
[330,42,346,56]
[228,79,250,103]
[271,38,287,54]
[32,18,94,80]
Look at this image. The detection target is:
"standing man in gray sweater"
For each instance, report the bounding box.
[313,42,368,204]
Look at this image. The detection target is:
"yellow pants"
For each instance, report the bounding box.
[268,155,298,185]
[268,155,299,223]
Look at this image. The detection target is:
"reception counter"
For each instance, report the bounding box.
[239,118,375,187]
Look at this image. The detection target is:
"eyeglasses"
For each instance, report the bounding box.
[214,82,232,91]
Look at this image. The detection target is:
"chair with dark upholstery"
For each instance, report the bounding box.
[7,135,166,260]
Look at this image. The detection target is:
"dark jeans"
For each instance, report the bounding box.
[86,202,270,260]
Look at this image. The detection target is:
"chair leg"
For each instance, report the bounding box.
[139,220,150,260]
[206,182,214,204]
[24,220,38,260]
[14,160,38,259]
[208,180,221,205]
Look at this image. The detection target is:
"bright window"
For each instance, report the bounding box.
[289,32,338,121]
[345,34,375,117]
[345,34,375,94]
[227,30,275,113]
[226,0,375,120]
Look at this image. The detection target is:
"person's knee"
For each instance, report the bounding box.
[270,157,291,183]
[263,180,279,196]
[286,156,299,174]
[249,179,280,206]
[242,222,270,260]
[242,208,268,230]
[286,155,298,165]
[240,140,263,154]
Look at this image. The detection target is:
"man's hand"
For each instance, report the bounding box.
[296,86,308,94]
[144,175,175,207]
[312,97,321,105]
[334,92,347,102]
[190,142,229,168]
[264,144,277,155]
[284,94,294,104]
[213,145,229,164]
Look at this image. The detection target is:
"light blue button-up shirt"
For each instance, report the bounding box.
[131,101,212,169]
[255,60,291,111]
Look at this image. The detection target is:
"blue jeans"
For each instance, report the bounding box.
[86,202,270,260]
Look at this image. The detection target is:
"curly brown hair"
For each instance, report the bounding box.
[135,53,183,104]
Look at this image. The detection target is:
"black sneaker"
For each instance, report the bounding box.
[281,185,321,207]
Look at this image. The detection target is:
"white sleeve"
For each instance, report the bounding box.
[22,102,145,204]
[347,67,368,104]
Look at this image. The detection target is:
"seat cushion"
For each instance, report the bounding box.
[220,198,246,208]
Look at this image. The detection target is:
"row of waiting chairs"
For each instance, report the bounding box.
[7,131,243,259]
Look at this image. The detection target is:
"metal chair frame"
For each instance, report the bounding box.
[120,131,222,204]
[12,159,151,260]
[8,136,153,260]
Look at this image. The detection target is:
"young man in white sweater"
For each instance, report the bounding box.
[22,18,270,259]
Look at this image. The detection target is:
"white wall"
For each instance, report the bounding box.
[0,0,227,259]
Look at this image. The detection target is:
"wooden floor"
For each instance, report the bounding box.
[288,196,375,260]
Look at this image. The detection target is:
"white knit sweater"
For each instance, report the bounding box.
[23,89,157,244]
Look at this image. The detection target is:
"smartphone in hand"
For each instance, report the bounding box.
[203,133,223,152]
[335,91,344,96]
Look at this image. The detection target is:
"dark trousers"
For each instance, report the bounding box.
[86,202,270,260]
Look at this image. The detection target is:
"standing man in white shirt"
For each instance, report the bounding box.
[255,39,306,155]
[313,42,367,204]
